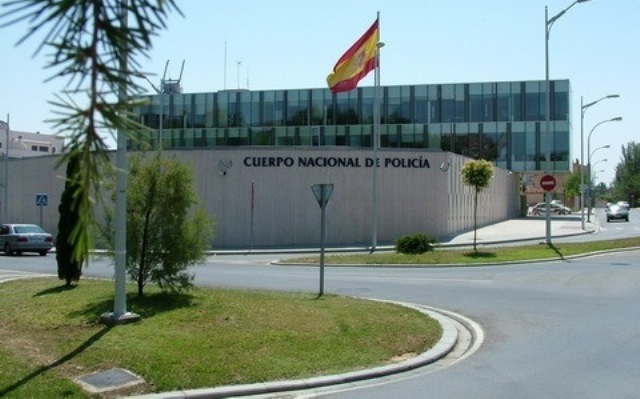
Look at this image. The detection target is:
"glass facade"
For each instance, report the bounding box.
[131,79,572,172]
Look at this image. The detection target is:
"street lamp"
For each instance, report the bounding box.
[589,159,608,206]
[0,117,8,223]
[580,94,619,229]
[588,143,612,221]
[544,0,590,244]
[586,116,621,220]
[593,169,606,186]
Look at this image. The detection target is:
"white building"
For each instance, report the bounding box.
[0,129,64,158]
[5,147,521,249]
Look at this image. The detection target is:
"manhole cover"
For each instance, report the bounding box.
[76,368,144,394]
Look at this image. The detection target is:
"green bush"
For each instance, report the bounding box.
[395,233,438,254]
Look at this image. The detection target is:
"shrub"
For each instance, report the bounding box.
[395,233,438,254]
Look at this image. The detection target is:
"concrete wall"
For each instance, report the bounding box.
[2,147,521,249]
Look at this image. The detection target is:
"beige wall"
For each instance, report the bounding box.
[3,148,521,249]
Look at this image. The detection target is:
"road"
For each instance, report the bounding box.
[1,209,639,398]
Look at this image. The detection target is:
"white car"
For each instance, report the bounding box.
[529,202,571,216]
[0,224,54,256]
[616,201,630,210]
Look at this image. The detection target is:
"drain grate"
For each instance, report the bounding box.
[76,368,144,394]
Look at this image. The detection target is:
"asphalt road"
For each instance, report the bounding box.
[1,209,639,399]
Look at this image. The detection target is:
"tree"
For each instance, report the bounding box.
[0,0,181,263]
[563,171,581,200]
[461,159,495,252]
[56,150,84,287]
[102,154,214,296]
[612,142,640,206]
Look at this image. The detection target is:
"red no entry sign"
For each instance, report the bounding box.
[540,174,556,191]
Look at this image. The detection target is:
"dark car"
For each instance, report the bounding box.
[0,224,54,256]
[606,205,629,222]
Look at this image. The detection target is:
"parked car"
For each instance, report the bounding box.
[616,201,630,210]
[606,204,629,222]
[529,202,572,216]
[0,224,54,256]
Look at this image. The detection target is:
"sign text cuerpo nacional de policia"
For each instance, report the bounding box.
[243,155,431,169]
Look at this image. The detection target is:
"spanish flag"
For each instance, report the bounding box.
[327,19,379,94]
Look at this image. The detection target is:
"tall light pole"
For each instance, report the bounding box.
[586,116,621,221]
[580,94,619,229]
[587,142,613,222]
[100,0,140,326]
[589,159,608,209]
[544,0,590,244]
[0,116,8,223]
[593,168,606,186]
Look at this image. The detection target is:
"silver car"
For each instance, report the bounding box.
[0,224,54,256]
[606,205,629,222]
[529,202,572,216]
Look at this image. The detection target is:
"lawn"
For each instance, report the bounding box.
[0,278,442,398]
[288,237,640,266]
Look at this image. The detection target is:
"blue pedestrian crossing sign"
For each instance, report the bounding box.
[36,193,48,207]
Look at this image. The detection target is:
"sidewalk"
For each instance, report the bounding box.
[209,216,596,255]
[441,216,596,247]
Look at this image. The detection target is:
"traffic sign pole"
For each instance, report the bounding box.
[540,175,556,244]
[311,184,334,298]
[35,193,49,227]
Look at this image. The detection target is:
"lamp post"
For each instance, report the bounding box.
[100,0,140,326]
[0,116,8,223]
[587,116,621,221]
[589,160,607,207]
[544,0,590,244]
[587,144,611,221]
[593,169,606,187]
[580,94,619,229]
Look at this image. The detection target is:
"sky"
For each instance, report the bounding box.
[0,0,637,185]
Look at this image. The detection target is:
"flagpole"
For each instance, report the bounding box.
[371,12,383,253]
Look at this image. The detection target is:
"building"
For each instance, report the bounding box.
[0,128,64,158]
[131,79,572,175]
[3,79,571,248]
[7,148,520,249]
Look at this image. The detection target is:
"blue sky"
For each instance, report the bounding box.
[0,0,637,185]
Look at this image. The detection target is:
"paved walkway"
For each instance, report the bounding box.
[211,215,596,255]
[441,216,595,247]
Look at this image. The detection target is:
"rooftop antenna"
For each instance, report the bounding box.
[142,59,167,95]
[223,40,227,90]
[162,59,185,94]
[236,60,242,90]
[142,60,171,151]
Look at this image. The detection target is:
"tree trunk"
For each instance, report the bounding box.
[473,187,478,252]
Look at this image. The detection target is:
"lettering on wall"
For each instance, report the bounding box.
[242,156,431,169]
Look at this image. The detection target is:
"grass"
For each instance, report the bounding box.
[289,237,640,266]
[0,278,442,398]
